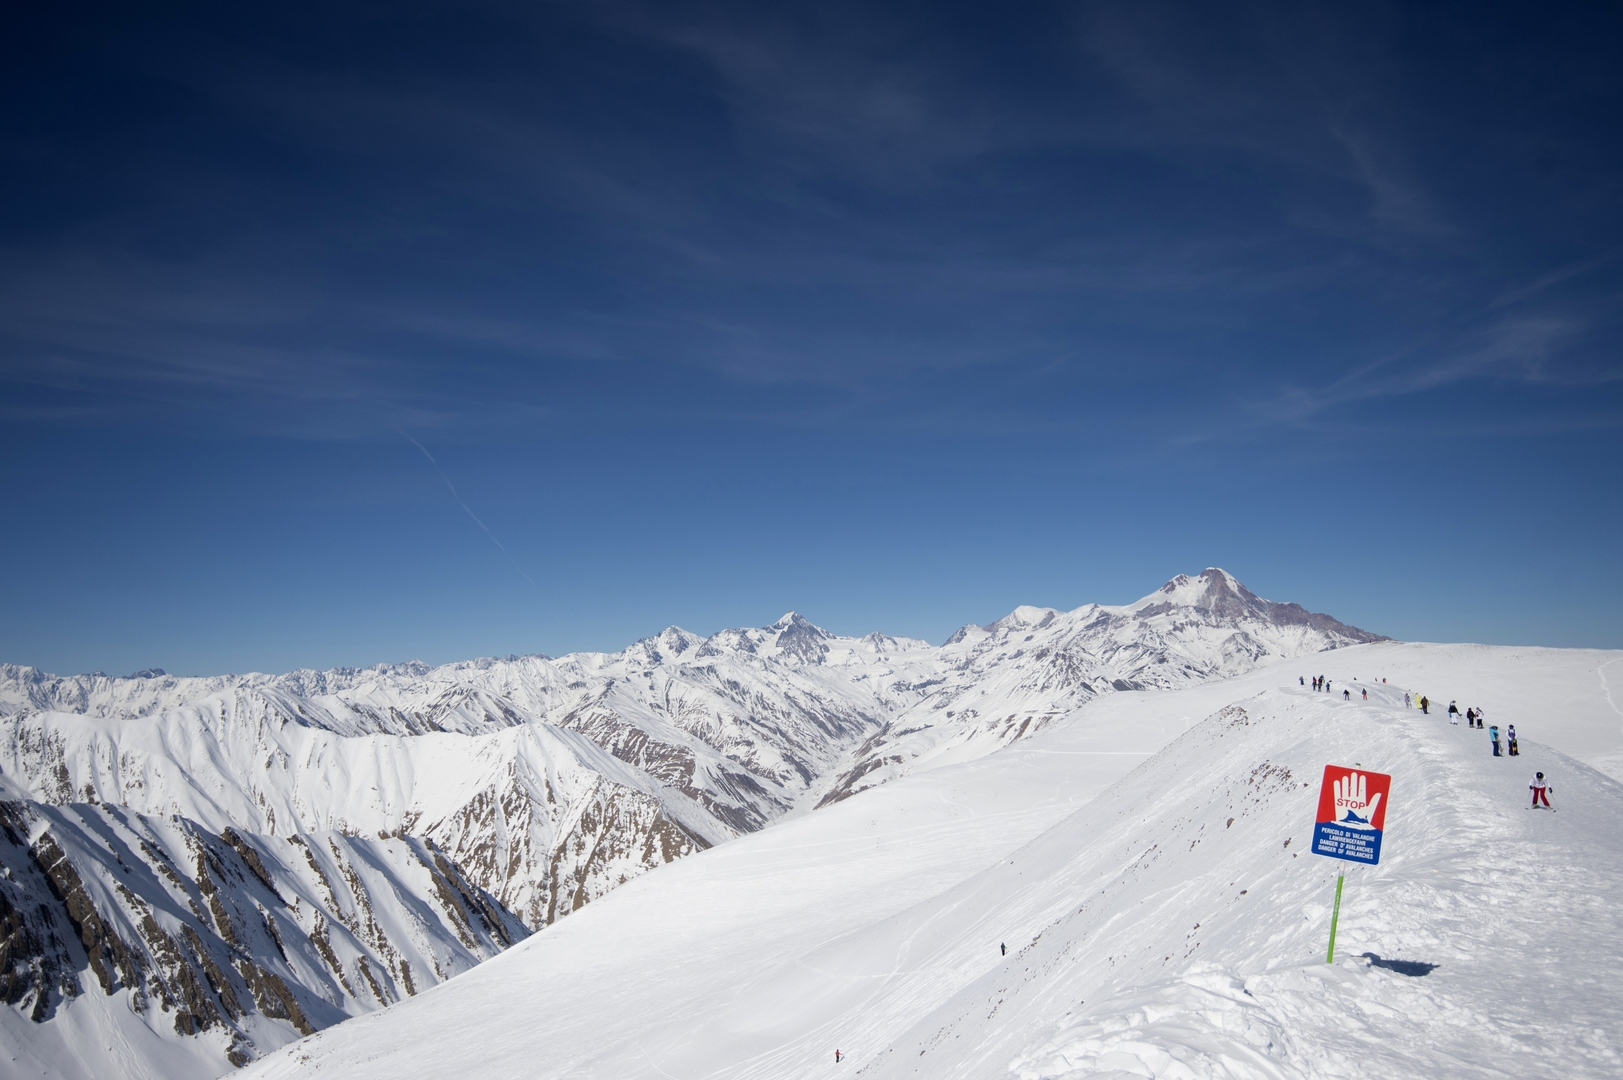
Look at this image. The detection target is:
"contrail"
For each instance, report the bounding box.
[399,430,535,587]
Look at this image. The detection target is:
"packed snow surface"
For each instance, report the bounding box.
[238,641,1623,1080]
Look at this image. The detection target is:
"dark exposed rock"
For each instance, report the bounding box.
[0,797,524,1067]
[221,828,283,901]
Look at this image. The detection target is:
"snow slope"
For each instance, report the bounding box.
[236,641,1623,1080]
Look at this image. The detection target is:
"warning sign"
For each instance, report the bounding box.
[1312,765,1391,865]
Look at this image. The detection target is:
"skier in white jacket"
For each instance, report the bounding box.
[1530,772,1552,809]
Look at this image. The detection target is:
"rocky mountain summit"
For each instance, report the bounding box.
[0,569,1380,1075]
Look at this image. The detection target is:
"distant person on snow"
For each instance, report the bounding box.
[1001,942,1006,956]
[1475,707,1486,729]
[1404,693,1412,708]
[1448,701,1460,722]
[1420,696,1429,714]
[1300,676,1305,686]
[1362,688,1368,700]
[1343,689,1350,700]
[1451,708,1460,726]
[1508,725,1519,756]
[1490,725,1502,756]
[1530,772,1552,809]
[835,1050,842,1063]
[1465,707,1475,727]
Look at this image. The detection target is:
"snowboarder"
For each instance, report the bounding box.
[1447,701,1459,722]
[1490,724,1501,756]
[1530,772,1552,809]
[1507,725,1519,756]
[1420,695,1429,714]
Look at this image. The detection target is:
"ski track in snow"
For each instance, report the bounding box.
[1599,656,1623,722]
[234,658,1623,1080]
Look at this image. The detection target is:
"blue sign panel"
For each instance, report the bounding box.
[1311,820,1384,865]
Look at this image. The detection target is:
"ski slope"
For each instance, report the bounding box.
[237,640,1623,1080]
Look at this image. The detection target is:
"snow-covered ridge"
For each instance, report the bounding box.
[0,569,1387,1077]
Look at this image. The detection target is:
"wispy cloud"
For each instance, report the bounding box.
[1246,308,1618,435]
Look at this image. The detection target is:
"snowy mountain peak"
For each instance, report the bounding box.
[627,627,702,664]
[767,612,833,664]
[985,606,1061,634]
[1135,566,1244,611]
[1129,568,1385,645]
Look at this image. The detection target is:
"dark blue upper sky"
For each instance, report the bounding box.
[3,0,1621,675]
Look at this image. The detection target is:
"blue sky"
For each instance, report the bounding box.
[3,1,1621,675]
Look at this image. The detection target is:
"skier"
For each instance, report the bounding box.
[1475,707,1486,730]
[1404,692,1412,708]
[1448,701,1460,722]
[1420,695,1429,714]
[1465,706,1475,726]
[1300,676,1305,686]
[1530,772,1552,809]
[1326,680,1333,694]
[1343,689,1350,701]
[1490,724,1501,756]
[1362,688,1368,700]
[835,1049,842,1064]
[1000,942,1006,956]
[1507,725,1519,756]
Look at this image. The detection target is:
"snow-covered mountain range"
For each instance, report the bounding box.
[0,569,1384,1076]
[231,642,1623,1080]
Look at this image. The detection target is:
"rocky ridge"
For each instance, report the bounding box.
[0,773,522,1075]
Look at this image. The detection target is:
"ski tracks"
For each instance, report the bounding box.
[1598,656,1623,724]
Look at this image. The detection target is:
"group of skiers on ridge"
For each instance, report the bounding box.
[1439,698,1550,807]
[1302,674,1372,701]
[1297,676,1554,811]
